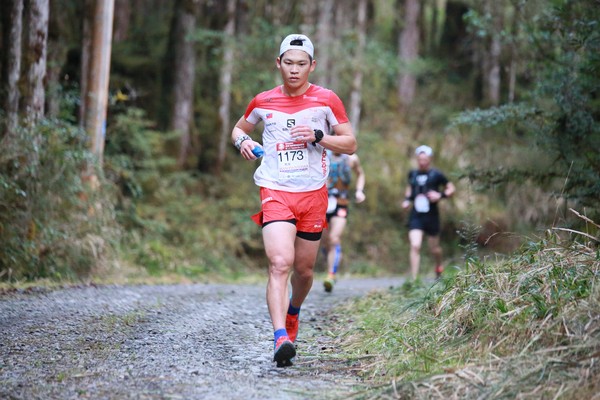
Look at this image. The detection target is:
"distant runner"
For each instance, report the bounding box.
[322,150,366,293]
[401,145,455,280]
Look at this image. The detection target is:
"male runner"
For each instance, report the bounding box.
[231,34,357,367]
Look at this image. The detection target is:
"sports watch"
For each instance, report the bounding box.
[234,134,251,150]
[312,129,324,146]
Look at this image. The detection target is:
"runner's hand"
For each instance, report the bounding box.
[239,140,262,160]
[427,190,443,203]
[355,190,366,203]
[290,124,314,143]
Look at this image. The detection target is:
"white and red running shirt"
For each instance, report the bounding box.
[244,84,350,192]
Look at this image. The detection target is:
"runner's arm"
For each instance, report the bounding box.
[350,154,366,203]
[402,185,412,209]
[320,122,357,155]
[442,182,456,198]
[231,117,259,160]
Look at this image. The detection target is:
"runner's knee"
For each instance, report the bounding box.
[329,234,342,246]
[293,265,313,280]
[269,254,293,275]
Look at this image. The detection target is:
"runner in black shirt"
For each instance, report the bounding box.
[401,145,455,280]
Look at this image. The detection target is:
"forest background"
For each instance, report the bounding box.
[0,0,598,283]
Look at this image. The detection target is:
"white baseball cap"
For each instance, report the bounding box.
[279,34,314,58]
[415,145,433,157]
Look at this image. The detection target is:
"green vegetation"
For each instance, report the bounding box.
[0,2,598,396]
[1,1,598,288]
[330,229,600,399]
[0,119,120,282]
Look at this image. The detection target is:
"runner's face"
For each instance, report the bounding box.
[277,50,315,91]
[416,153,431,170]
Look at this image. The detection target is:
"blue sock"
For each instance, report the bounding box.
[332,244,342,274]
[287,303,301,316]
[274,328,288,342]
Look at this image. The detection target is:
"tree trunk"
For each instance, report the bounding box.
[507,1,521,104]
[397,0,421,112]
[349,0,367,135]
[79,0,94,127]
[170,0,198,168]
[488,32,501,105]
[113,0,131,43]
[1,0,24,138]
[330,0,353,92]
[315,0,334,89]
[22,0,49,125]
[300,0,319,37]
[426,0,447,54]
[46,0,69,118]
[489,0,502,105]
[215,0,236,174]
[84,0,114,166]
[482,0,502,106]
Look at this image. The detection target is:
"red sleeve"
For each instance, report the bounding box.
[243,96,258,120]
[328,90,349,125]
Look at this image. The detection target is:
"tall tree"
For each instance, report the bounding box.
[84,0,114,166]
[349,0,368,134]
[168,0,199,168]
[300,1,319,36]
[113,0,131,43]
[22,0,49,124]
[79,0,94,127]
[315,0,334,89]
[216,0,236,174]
[46,0,71,118]
[330,0,354,92]
[1,0,24,138]
[482,0,502,106]
[397,0,421,112]
[423,0,446,55]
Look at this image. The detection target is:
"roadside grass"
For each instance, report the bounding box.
[332,231,600,399]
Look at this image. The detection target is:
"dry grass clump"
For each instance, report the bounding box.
[335,229,600,399]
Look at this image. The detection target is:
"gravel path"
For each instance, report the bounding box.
[0,276,404,399]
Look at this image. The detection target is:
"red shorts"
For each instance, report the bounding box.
[251,186,328,233]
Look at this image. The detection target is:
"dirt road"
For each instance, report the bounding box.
[0,276,404,399]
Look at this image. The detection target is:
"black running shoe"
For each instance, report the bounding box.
[273,336,296,367]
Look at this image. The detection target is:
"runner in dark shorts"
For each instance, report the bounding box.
[401,145,455,280]
[322,151,365,293]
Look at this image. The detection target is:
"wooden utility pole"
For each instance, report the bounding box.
[84,0,114,167]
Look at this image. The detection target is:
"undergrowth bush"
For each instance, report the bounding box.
[451,1,600,226]
[332,227,600,399]
[0,119,120,282]
[105,108,266,281]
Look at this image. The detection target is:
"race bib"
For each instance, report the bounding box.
[414,194,430,213]
[327,195,338,213]
[276,142,309,179]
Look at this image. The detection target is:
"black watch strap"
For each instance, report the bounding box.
[312,129,324,146]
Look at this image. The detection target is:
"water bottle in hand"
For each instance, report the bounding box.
[252,146,264,158]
